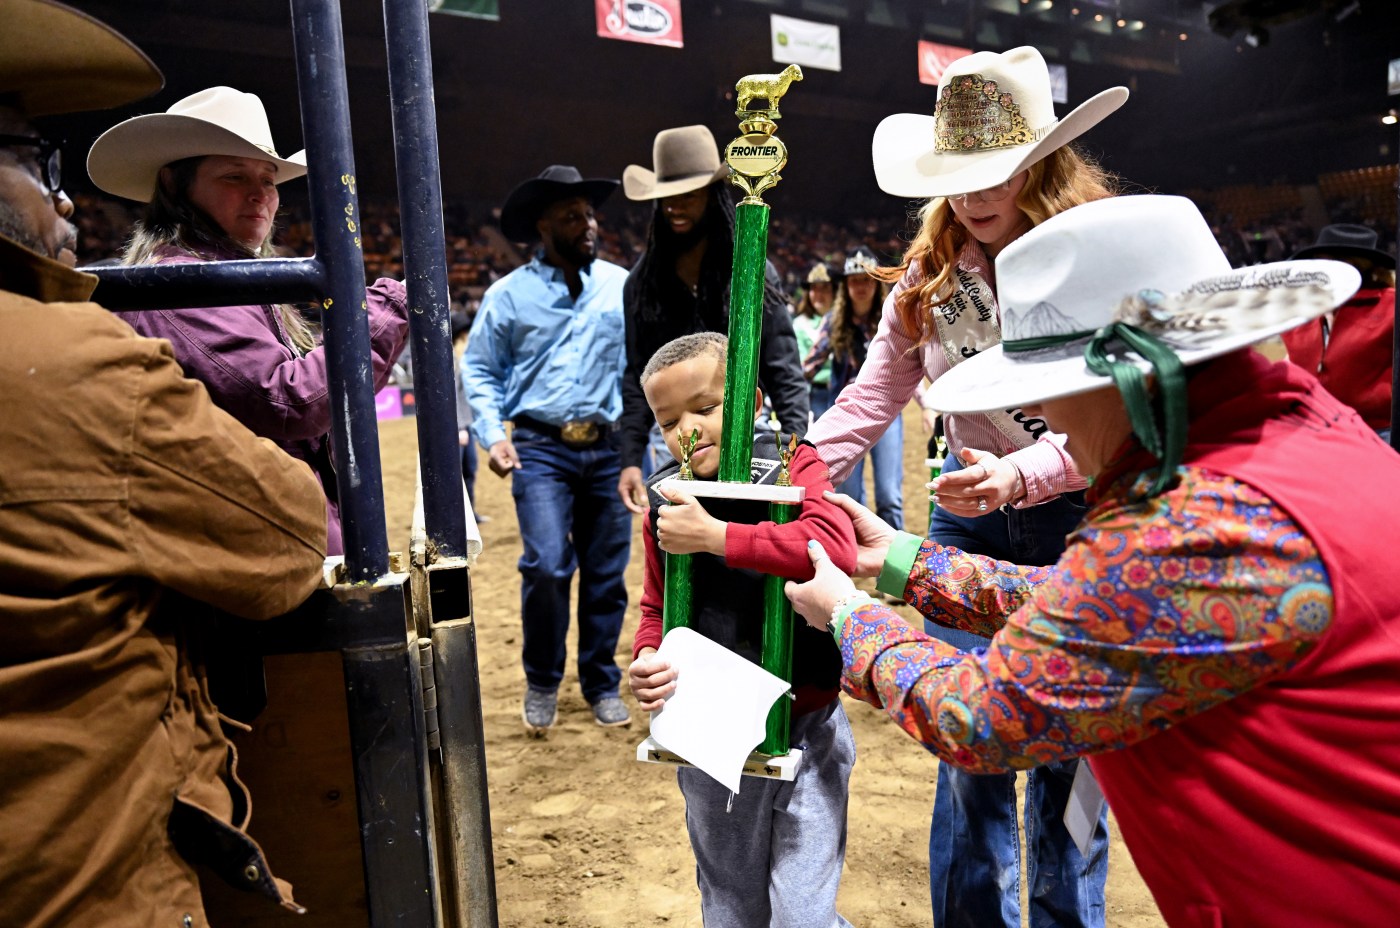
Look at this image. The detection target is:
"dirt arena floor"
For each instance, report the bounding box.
[377,404,1167,928]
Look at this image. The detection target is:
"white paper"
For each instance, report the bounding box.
[648,627,790,793]
[1063,759,1107,858]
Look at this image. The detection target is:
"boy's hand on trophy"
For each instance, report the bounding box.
[655,486,726,556]
[628,649,676,712]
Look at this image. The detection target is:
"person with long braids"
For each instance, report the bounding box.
[615,124,809,513]
[805,47,1127,928]
[86,87,410,554]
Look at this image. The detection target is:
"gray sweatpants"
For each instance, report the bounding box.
[677,698,857,928]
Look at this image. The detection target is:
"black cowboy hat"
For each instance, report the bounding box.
[1291,223,1394,269]
[499,164,619,242]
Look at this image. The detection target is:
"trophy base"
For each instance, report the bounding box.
[636,736,804,782]
[653,476,805,504]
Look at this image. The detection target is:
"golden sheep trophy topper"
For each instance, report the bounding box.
[724,64,803,205]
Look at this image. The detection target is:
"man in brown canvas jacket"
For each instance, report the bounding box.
[0,3,327,925]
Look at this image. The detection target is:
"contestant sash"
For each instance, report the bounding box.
[933,268,1048,450]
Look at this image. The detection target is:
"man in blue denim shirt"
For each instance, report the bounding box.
[464,165,633,735]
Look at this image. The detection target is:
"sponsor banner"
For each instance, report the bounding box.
[1048,62,1069,104]
[918,40,971,86]
[429,0,499,20]
[770,14,841,72]
[596,0,683,48]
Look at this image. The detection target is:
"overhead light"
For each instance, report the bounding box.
[1070,6,1079,13]
[1127,19,1144,31]
[1384,111,1398,126]
[1116,17,1126,27]
[1093,12,1103,21]
[1244,27,1268,48]
[1179,32,1188,41]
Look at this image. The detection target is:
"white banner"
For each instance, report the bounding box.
[770,14,841,72]
[1389,57,1400,96]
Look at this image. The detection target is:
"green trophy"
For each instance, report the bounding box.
[644,65,806,780]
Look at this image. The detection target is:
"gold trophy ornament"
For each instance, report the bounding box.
[676,427,700,480]
[775,432,796,488]
[725,64,802,205]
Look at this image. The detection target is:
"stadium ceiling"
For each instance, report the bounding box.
[52,0,1400,212]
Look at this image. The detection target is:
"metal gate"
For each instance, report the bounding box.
[90,1,497,925]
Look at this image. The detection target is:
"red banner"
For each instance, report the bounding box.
[918,40,972,86]
[596,0,683,48]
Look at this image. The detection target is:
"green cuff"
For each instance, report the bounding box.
[876,531,924,600]
[829,592,873,641]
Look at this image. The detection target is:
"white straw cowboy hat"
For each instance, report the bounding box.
[928,195,1359,493]
[87,86,307,203]
[0,0,163,116]
[872,46,1127,199]
[622,125,730,201]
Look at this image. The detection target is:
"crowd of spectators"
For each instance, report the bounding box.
[72,173,1399,312]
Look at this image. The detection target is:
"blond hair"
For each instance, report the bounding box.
[877,145,1119,346]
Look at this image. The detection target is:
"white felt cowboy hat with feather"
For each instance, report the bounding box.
[873,45,1127,199]
[87,86,307,202]
[927,195,1361,415]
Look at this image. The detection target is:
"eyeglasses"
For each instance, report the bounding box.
[950,179,1013,205]
[0,134,62,194]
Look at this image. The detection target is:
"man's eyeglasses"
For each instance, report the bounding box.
[950,179,1013,205]
[0,134,62,194]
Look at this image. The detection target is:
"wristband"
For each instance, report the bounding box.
[828,591,874,641]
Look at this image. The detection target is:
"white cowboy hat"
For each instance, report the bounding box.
[622,125,730,201]
[872,46,1128,199]
[927,194,1361,416]
[87,86,307,202]
[1,0,163,116]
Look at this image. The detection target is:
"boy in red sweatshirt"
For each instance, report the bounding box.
[628,331,859,927]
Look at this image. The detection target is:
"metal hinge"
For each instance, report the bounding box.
[416,637,440,751]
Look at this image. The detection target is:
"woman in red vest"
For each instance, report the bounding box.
[786,195,1400,927]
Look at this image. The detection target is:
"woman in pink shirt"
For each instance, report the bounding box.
[805,46,1127,928]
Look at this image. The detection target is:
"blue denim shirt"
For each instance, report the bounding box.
[464,255,628,449]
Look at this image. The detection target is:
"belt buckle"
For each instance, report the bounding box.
[559,420,599,448]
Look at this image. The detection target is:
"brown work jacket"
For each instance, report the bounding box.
[0,236,327,927]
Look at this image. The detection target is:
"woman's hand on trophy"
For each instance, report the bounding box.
[785,540,859,630]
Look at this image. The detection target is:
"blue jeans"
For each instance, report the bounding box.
[808,383,833,425]
[835,413,904,530]
[511,426,631,703]
[924,453,1107,928]
[460,439,478,510]
[679,700,856,928]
